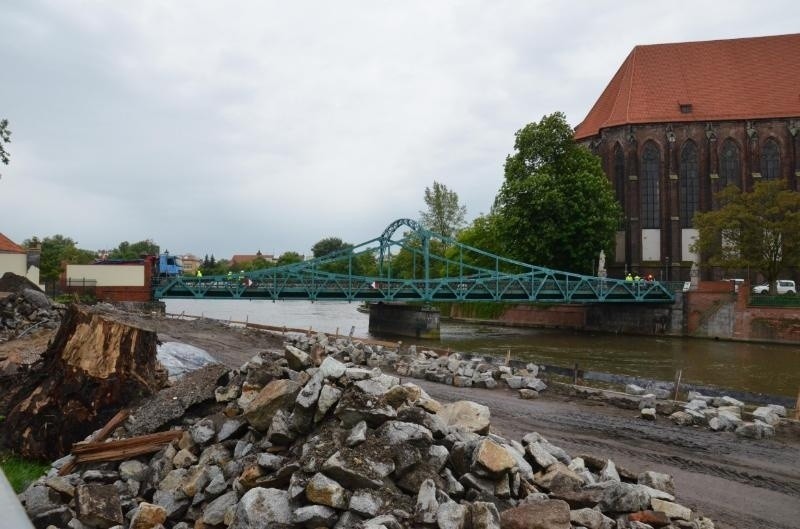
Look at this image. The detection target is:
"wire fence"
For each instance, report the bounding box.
[749,294,800,307]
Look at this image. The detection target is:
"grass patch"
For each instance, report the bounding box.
[0,452,49,493]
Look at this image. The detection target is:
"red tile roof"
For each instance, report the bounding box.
[230,254,274,266]
[574,34,800,140]
[0,233,25,254]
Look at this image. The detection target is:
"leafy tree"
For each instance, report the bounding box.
[453,214,504,269]
[419,181,466,239]
[311,237,353,274]
[312,237,351,258]
[109,239,160,260]
[493,112,620,274]
[277,251,304,266]
[200,254,228,275]
[23,235,95,282]
[0,119,10,178]
[692,179,800,293]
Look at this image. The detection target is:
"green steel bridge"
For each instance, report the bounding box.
[154,218,675,304]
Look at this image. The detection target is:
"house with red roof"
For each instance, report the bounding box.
[575,33,800,280]
[229,251,275,269]
[0,232,41,288]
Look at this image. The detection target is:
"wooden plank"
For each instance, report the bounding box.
[87,409,130,444]
[58,429,182,475]
[58,408,131,476]
[71,430,183,455]
[73,443,175,464]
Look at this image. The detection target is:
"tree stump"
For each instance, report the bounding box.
[2,304,167,459]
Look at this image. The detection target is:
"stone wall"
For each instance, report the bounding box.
[450,304,586,330]
[445,284,800,343]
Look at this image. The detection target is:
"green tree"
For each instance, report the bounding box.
[277,251,304,266]
[200,254,228,275]
[419,181,466,239]
[24,235,96,282]
[692,179,800,293]
[109,239,160,260]
[454,213,504,269]
[493,112,620,274]
[312,237,351,258]
[310,237,378,275]
[0,119,10,178]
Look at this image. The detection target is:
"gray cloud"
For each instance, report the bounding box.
[2,1,798,258]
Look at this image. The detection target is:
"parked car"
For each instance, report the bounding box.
[752,280,796,295]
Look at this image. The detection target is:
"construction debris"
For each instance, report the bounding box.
[19,334,717,529]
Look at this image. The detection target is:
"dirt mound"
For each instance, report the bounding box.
[0,272,40,293]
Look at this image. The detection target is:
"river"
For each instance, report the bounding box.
[164,299,800,398]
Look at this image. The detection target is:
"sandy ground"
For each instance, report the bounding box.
[3,312,798,529]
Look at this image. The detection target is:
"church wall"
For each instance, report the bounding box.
[583,118,800,280]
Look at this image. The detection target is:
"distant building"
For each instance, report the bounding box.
[230,251,275,268]
[0,232,41,288]
[575,33,800,280]
[180,254,201,275]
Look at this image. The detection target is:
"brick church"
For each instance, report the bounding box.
[574,33,800,280]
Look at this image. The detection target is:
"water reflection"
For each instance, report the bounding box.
[165,300,800,397]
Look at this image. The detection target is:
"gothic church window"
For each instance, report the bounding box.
[761,138,780,180]
[720,139,741,188]
[640,142,660,229]
[613,143,625,211]
[680,141,699,228]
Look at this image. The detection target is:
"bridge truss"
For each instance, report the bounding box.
[154,218,675,303]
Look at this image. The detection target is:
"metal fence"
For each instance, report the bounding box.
[749,294,800,307]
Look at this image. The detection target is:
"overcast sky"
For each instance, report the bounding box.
[1,1,798,259]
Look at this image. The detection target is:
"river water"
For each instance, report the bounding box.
[164,299,800,398]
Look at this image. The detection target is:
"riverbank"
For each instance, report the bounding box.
[171,314,800,529]
[3,305,799,529]
[163,299,800,397]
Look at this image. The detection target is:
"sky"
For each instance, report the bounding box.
[1,1,798,260]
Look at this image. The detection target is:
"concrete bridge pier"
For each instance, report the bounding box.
[368,303,440,339]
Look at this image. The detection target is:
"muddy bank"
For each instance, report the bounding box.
[4,303,799,529]
[147,315,799,529]
[409,381,800,529]
[159,317,798,529]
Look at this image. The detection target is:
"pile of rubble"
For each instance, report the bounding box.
[0,273,62,343]
[624,384,787,439]
[391,348,547,399]
[668,391,787,439]
[20,336,716,529]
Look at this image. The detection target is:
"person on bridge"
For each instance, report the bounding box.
[196,269,203,278]
[625,273,633,282]
[634,273,641,282]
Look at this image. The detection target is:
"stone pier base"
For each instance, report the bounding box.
[368,303,440,339]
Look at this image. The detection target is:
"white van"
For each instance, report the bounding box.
[752,280,796,295]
